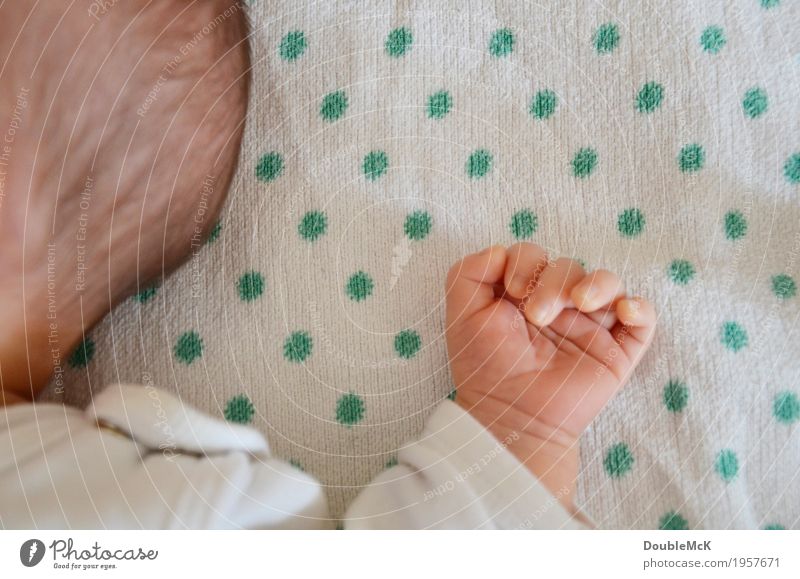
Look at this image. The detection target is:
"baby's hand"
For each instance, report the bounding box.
[445,244,656,511]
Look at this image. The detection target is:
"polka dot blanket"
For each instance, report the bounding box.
[46,0,800,529]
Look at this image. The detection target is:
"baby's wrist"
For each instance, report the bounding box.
[456,394,579,512]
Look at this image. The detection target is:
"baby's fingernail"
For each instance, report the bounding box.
[624,299,640,318]
[478,244,501,256]
[576,284,597,304]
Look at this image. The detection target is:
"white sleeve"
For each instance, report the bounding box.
[1,386,587,529]
[0,384,329,529]
[344,400,590,529]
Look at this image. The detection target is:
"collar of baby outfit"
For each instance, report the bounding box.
[84,384,269,456]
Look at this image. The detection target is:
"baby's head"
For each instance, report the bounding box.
[0,0,250,396]
[95,0,251,292]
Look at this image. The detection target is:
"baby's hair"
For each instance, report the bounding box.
[117,0,252,296]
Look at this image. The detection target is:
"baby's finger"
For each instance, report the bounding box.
[570,269,625,312]
[586,308,618,329]
[524,257,585,327]
[445,245,508,325]
[611,297,657,362]
[503,242,549,299]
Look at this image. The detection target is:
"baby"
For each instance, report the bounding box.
[0,1,655,528]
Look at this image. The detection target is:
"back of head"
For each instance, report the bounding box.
[0,0,251,396]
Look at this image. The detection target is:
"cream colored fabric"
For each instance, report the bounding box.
[3,385,583,529]
[45,0,799,529]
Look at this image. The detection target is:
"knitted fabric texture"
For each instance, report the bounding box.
[46,0,800,529]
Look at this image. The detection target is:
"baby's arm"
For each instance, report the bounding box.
[1,383,580,529]
[344,400,587,529]
[346,243,656,528]
[0,385,328,529]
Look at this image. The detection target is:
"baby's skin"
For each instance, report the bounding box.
[446,244,656,513]
[0,0,248,404]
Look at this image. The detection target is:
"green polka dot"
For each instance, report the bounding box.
[237,271,265,302]
[773,391,800,424]
[668,259,695,285]
[320,90,348,122]
[604,443,634,478]
[509,209,538,239]
[784,152,800,184]
[335,392,365,426]
[404,210,432,241]
[447,389,457,401]
[530,90,557,120]
[572,147,598,178]
[363,150,388,181]
[679,143,705,173]
[289,459,305,472]
[135,285,158,304]
[385,27,412,57]
[256,152,284,182]
[174,331,203,365]
[489,28,514,57]
[427,90,452,119]
[68,337,95,369]
[663,379,689,413]
[724,210,748,240]
[761,0,780,8]
[617,208,645,238]
[207,219,222,243]
[224,394,255,424]
[721,321,748,352]
[714,449,739,482]
[346,271,374,302]
[700,26,726,54]
[593,23,620,54]
[659,511,689,530]
[298,210,327,241]
[466,149,492,179]
[742,87,768,119]
[771,274,797,300]
[385,456,398,468]
[636,81,664,113]
[394,329,421,359]
[279,31,307,61]
[763,523,785,530]
[284,331,313,363]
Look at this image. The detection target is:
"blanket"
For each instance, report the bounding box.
[47,0,800,529]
